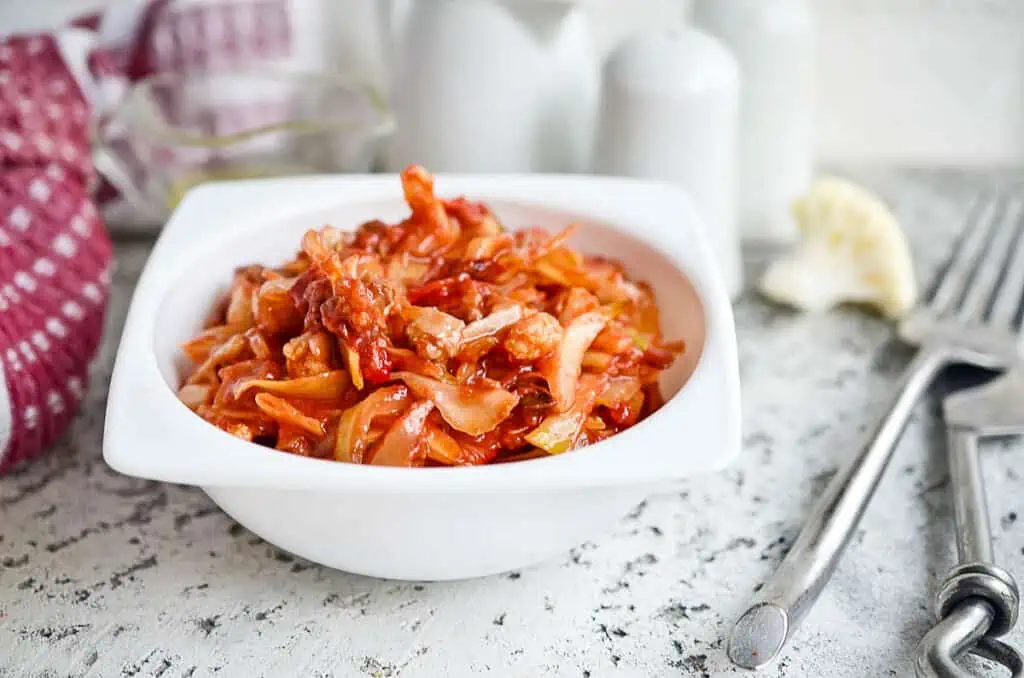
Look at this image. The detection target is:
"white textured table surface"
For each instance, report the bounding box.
[2,168,1024,678]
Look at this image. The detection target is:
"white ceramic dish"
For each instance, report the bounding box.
[103,174,741,581]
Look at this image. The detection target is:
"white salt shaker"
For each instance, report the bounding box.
[692,0,816,245]
[594,28,743,300]
[386,0,598,174]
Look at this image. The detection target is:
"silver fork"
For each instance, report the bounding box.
[913,367,1024,678]
[728,194,1024,669]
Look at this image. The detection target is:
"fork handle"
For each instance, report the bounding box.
[728,347,948,669]
[948,427,994,564]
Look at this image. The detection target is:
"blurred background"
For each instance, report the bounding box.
[5,0,1023,166]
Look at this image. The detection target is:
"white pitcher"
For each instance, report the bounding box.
[386,0,598,174]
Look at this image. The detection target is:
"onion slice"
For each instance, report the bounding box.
[178,384,213,409]
[596,376,642,408]
[423,422,499,465]
[395,371,519,436]
[525,375,605,454]
[235,371,349,400]
[368,400,434,467]
[188,334,248,385]
[335,385,411,463]
[182,325,244,363]
[460,304,524,346]
[541,311,607,412]
[254,393,325,438]
[423,422,464,465]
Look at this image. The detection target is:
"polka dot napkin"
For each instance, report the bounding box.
[0,34,113,474]
[0,0,314,473]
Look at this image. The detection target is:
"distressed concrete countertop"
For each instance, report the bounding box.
[2,168,1023,678]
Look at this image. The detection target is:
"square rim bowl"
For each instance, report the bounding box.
[103,173,741,495]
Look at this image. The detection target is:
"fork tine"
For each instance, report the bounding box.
[987,200,1024,330]
[930,195,1002,314]
[958,197,1022,321]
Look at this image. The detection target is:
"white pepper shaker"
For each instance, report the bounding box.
[594,28,743,300]
[692,0,815,245]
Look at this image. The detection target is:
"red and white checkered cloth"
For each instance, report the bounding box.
[0,33,112,473]
[0,0,333,473]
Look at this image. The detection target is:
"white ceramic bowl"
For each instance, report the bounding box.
[103,174,741,581]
